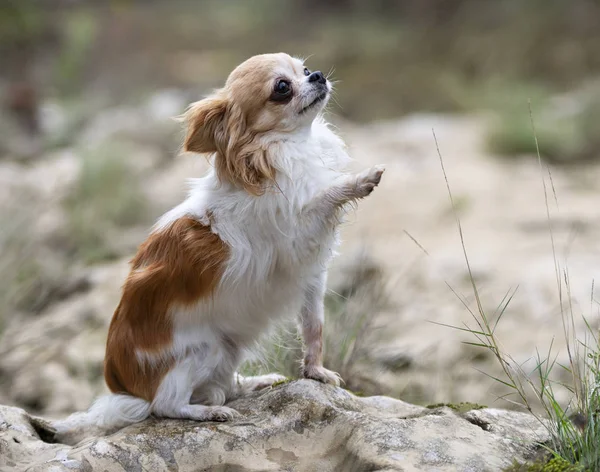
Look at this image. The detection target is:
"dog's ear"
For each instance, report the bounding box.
[181,93,275,195]
[182,93,228,154]
[215,103,275,196]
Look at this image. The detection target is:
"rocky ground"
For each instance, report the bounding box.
[0,380,548,471]
[0,91,598,469]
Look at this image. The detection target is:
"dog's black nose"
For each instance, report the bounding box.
[308,71,326,85]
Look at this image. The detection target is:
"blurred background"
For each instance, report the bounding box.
[1,0,600,418]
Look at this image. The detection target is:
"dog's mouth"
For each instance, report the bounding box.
[300,91,328,114]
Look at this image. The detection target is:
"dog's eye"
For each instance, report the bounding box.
[270,79,293,102]
[274,80,291,95]
[304,67,310,76]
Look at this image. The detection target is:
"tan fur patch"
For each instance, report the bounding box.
[104,217,230,402]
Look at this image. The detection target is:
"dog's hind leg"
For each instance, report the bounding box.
[151,355,239,421]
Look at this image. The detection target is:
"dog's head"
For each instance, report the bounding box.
[182,53,331,195]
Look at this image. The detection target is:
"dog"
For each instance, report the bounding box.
[53,53,384,444]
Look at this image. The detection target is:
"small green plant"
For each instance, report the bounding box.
[64,143,147,263]
[270,378,292,388]
[426,402,486,414]
[505,456,584,472]
[433,110,600,470]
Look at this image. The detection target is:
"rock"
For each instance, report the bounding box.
[0,380,548,471]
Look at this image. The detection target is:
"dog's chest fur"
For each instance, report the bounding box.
[159,120,350,345]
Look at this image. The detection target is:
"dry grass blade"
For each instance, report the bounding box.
[403,230,430,256]
[528,100,561,305]
[432,128,533,413]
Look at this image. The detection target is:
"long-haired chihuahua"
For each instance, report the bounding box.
[54,53,384,444]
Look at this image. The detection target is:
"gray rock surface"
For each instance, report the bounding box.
[0,380,547,471]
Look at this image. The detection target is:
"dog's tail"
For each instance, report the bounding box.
[51,394,151,445]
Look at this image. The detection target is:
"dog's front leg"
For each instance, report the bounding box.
[296,166,384,386]
[302,165,385,230]
[299,272,342,386]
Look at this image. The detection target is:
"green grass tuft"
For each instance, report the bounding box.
[434,111,600,470]
[505,456,584,472]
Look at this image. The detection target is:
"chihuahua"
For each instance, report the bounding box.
[54,53,384,444]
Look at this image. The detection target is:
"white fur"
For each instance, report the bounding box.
[53,394,151,444]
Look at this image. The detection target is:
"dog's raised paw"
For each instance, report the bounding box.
[353,165,385,198]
